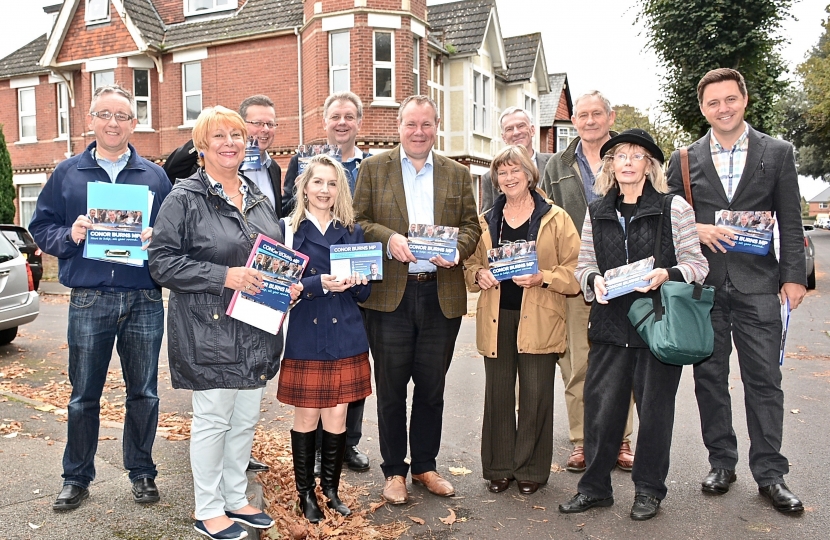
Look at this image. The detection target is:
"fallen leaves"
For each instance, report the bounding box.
[791,409,800,414]
[550,463,565,473]
[448,466,472,476]
[439,508,456,526]
[0,420,22,435]
[408,516,425,525]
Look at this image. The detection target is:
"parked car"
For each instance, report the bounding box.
[0,225,43,290]
[804,226,816,290]
[0,234,40,345]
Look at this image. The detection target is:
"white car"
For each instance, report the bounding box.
[0,233,39,345]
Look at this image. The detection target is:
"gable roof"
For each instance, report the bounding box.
[809,186,830,203]
[539,73,571,127]
[503,33,539,82]
[428,0,496,55]
[123,0,165,45]
[0,35,50,79]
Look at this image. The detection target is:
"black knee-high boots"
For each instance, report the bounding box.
[290,430,324,523]
[320,430,351,516]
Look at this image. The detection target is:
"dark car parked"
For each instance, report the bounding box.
[0,225,43,290]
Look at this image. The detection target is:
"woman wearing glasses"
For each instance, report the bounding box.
[558,129,707,521]
[464,145,581,495]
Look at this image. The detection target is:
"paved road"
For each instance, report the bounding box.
[1,229,829,539]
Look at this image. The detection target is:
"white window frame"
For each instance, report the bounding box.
[329,31,350,94]
[820,202,829,209]
[92,70,115,94]
[184,0,237,17]
[524,94,538,125]
[182,62,202,126]
[557,126,578,152]
[133,69,151,129]
[85,0,111,25]
[373,31,395,101]
[412,37,420,95]
[18,88,37,142]
[472,70,490,134]
[428,53,445,151]
[56,83,69,139]
[17,184,42,229]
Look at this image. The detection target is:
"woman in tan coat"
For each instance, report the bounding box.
[464,145,581,495]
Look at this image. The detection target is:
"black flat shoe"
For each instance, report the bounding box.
[630,492,661,521]
[559,492,614,513]
[226,510,275,529]
[53,484,89,511]
[488,478,511,493]
[701,468,736,495]
[517,480,540,494]
[132,478,160,504]
[344,445,370,471]
[246,456,270,472]
[759,483,804,513]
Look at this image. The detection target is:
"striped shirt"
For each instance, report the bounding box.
[710,123,749,201]
[575,196,709,302]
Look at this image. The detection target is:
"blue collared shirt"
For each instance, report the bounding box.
[94,148,131,183]
[400,149,436,273]
[574,141,599,204]
[709,123,750,202]
[341,146,364,194]
[241,153,277,209]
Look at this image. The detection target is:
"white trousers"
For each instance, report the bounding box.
[191,387,265,520]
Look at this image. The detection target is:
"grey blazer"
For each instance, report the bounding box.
[480,151,552,213]
[666,125,806,294]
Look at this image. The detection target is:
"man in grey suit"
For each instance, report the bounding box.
[480,107,551,212]
[666,68,806,513]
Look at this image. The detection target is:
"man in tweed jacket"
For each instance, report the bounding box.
[354,95,481,505]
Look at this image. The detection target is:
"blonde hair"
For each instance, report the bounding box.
[593,143,666,197]
[288,154,356,232]
[191,106,248,167]
[489,145,539,191]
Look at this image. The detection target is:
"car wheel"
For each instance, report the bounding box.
[0,327,18,346]
[807,267,816,290]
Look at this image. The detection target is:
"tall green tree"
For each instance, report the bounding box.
[0,125,14,223]
[638,0,792,138]
[613,104,692,158]
[780,9,830,180]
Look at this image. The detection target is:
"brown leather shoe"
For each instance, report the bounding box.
[382,475,408,504]
[617,442,635,472]
[567,446,586,472]
[411,471,455,497]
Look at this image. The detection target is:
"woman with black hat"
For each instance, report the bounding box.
[558,129,708,520]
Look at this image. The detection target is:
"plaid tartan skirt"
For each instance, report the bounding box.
[277,352,372,408]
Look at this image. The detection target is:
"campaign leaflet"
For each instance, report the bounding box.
[407,224,459,261]
[330,242,383,281]
[84,183,149,262]
[488,241,538,281]
[226,234,309,335]
[296,144,341,176]
[602,256,654,301]
[714,209,774,256]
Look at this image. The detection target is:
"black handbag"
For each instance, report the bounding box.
[626,196,715,365]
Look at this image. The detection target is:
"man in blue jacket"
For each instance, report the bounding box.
[29,85,171,512]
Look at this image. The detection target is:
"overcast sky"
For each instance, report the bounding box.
[2,0,827,192]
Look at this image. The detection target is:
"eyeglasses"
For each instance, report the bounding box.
[90,110,133,122]
[612,153,649,162]
[246,120,278,129]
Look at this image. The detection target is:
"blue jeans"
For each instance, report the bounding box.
[63,288,164,488]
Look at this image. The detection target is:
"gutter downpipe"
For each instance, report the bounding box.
[295,26,303,146]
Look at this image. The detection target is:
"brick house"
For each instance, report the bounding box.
[0,0,567,224]
[808,186,830,217]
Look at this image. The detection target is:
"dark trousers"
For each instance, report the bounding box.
[365,280,462,478]
[693,277,787,486]
[64,288,163,488]
[579,343,682,500]
[481,309,555,484]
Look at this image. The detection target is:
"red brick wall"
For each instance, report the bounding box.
[56,3,138,64]
[555,90,570,121]
[809,202,829,216]
[153,0,187,25]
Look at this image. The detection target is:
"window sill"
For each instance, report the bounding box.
[472,131,492,140]
[135,126,156,133]
[53,136,68,142]
[370,100,400,108]
[14,139,38,145]
[178,123,197,130]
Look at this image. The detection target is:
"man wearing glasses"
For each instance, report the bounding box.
[29,85,172,511]
[163,95,287,219]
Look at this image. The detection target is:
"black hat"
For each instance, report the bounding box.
[599,128,664,164]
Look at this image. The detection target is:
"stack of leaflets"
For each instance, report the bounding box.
[487,240,538,281]
[330,242,383,281]
[714,209,774,256]
[227,234,309,335]
[84,183,152,267]
[407,224,458,261]
[602,256,654,301]
[296,144,341,177]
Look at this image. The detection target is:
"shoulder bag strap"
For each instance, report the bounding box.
[680,147,693,207]
[650,195,672,320]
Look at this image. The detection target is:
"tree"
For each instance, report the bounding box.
[613,104,692,157]
[638,0,792,138]
[780,9,830,180]
[0,125,14,223]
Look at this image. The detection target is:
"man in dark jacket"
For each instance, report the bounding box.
[29,85,171,511]
[540,91,636,474]
[163,95,287,219]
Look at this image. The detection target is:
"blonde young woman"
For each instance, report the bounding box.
[277,154,372,523]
